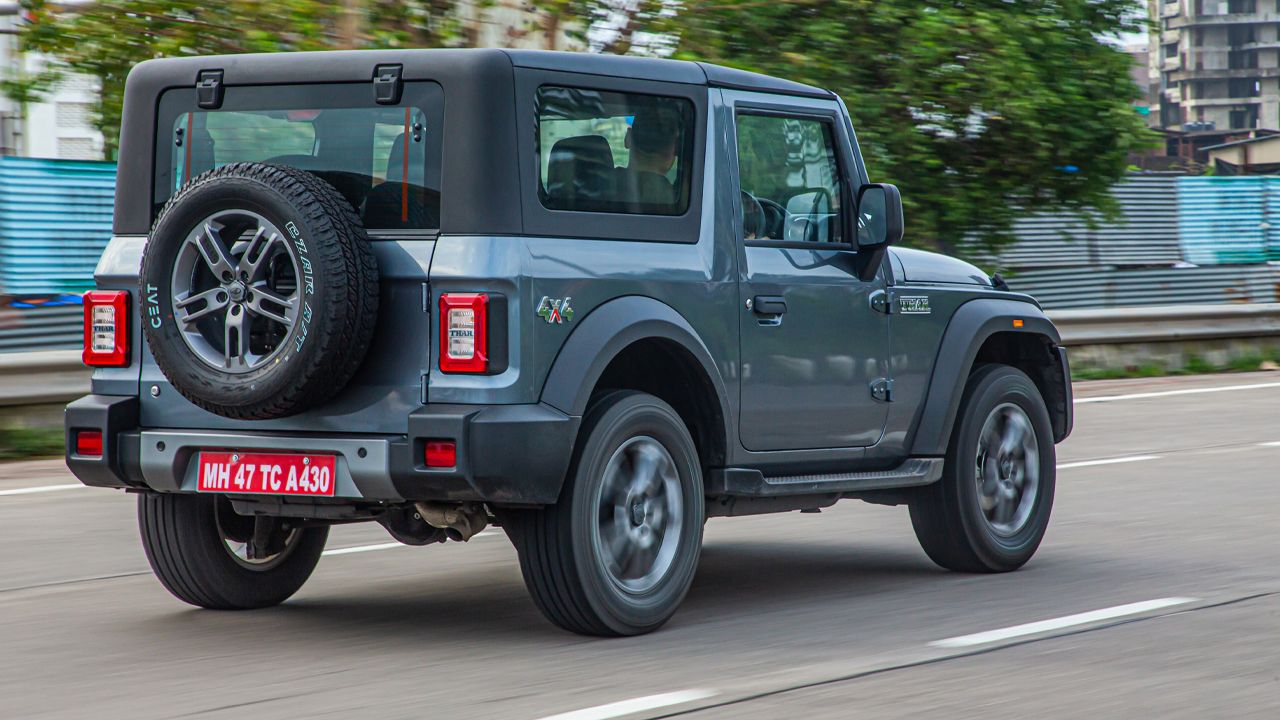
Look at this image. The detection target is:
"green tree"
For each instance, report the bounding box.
[13,0,463,158]
[640,0,1156,257]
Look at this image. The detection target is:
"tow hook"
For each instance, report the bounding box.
[414,502,488,542]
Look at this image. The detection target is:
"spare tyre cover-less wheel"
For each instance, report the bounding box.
[140,163,378,420]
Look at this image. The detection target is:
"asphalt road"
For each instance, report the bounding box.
[3,372,1279,719]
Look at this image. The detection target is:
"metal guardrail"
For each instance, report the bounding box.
[1050,303,1280,345]
[3,304,1279,409]
[0,349,88,407]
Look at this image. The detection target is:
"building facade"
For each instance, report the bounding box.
[0,11,105,160]
[1150,0,1280,131]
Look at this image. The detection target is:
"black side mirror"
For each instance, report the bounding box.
[854,183,903,281]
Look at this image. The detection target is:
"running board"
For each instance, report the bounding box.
[708,458,943,497]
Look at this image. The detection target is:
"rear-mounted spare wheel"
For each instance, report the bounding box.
[141,162,379,420]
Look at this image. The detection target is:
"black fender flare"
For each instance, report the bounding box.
[539,295,733,453]
[909,297,1068,456]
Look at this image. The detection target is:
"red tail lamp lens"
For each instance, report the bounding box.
[82,290,129,367]
[424,440,457,468]
[438,293,488,373]
[75,430,103,457]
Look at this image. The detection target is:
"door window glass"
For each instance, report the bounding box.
[735,113,843,243]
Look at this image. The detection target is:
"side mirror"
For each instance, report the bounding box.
[854,183,902,281]
[855,183,903,249]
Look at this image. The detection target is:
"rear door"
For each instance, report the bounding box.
[729,91,890,451]
[140,81,443,434]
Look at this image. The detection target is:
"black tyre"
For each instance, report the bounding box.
[140,162,378,420]
[138,493,328,609]
[505,391,705,636]
[910,364,1056,573]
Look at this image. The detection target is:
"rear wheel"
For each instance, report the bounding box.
[138,493,328,609]
[505,391,705,636]
[910,364,1056,573]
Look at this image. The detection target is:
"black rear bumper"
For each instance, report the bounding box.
[64,395,578,506]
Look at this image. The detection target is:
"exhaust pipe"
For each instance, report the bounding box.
[414,502,488,541]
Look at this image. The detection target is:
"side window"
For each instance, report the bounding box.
[536,86,694,216]
[735,113,843,244]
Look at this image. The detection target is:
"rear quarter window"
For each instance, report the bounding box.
[535,86,695,216]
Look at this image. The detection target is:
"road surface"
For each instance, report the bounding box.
[2,372,1278,719]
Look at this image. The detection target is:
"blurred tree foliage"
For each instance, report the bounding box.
[13,0,1154,256]
[628,0,1157,255]
[13,0,465,157]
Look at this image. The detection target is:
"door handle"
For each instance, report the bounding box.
[752,295,787,315]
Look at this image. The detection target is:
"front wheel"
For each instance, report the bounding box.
[138,493,328,609]
[910,364,1056,573]
[505,391,705,636]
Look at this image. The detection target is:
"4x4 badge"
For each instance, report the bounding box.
[536,296,574,324]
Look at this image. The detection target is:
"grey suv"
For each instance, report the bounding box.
[66,49,1072,636]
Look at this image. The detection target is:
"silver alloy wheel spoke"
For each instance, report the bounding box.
[974,403,1040,538]
[236,227,277,281]
[196,223,236,280]
[223,305,249,369]
[174,286,228,326]
[592,436,684,595]
[171,210,300,375]
[245,285,296,327]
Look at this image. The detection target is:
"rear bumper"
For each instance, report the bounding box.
[64,395,579,506]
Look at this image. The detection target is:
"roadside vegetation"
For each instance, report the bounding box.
[0,426,64,461]
[1072,350,1280,381]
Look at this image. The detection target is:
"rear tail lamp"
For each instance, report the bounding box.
[424,440,457,468]
[439,293,488,373]
[74,430,103,457]
[82,291,129,367]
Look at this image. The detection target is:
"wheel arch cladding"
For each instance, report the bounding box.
[539,296,731,471]
[909,298,1072,457]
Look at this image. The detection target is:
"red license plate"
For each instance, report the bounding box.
[197,452,336,497]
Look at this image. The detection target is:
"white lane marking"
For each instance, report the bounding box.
[929,597,1197,648]
[1076,381,1280,405]
[0,483,86,497]
[322,542,405,557]
[322,529,501,556]
[1258,441,1280,448]
[535,690,718,720]
[1057,455,1160,470]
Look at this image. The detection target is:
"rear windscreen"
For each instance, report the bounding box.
[156,83,442,232]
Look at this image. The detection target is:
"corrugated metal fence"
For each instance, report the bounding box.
[999,174,1280,309]
[0,157,116,352]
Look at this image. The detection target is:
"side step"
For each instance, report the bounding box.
[708,458,943,497]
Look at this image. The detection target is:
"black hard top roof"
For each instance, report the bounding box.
[126,47,832,100]
[505,50,832,98]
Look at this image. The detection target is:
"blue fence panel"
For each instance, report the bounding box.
[1177,176,1273,265]
[0,156,117,295]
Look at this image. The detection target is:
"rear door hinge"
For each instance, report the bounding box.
[196,69,224,109]
[870,378,894,403]
[373,64,404,105]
